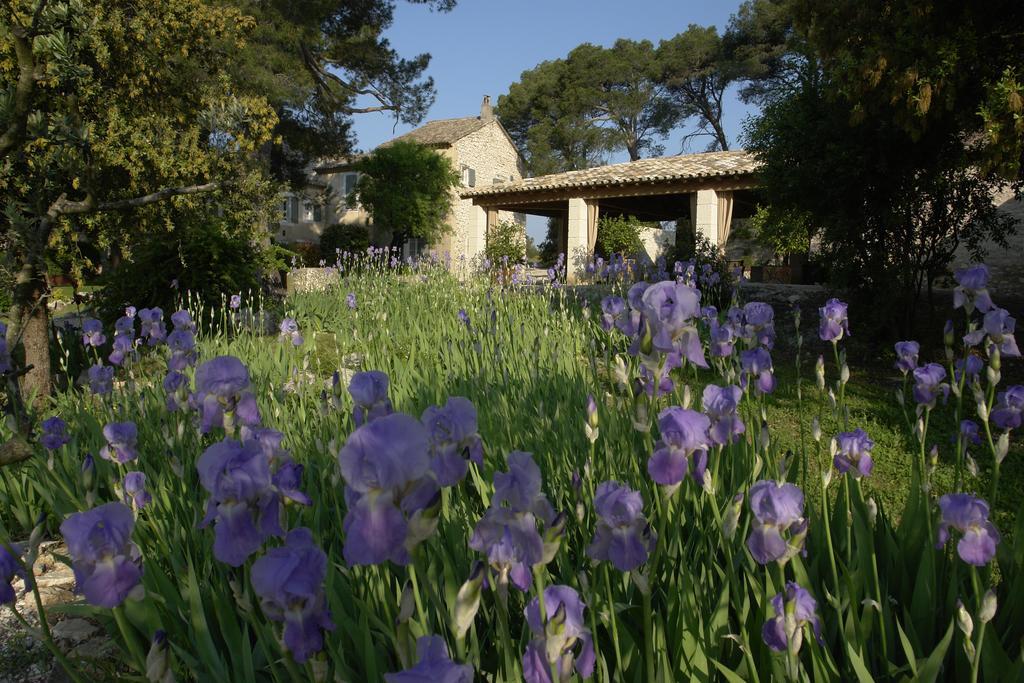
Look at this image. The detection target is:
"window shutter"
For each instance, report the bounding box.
[344,174,358,204]
[468,168,476,187]
[314,204,323,222]
[288,197,299,223]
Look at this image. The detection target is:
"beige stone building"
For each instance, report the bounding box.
[276,96,526,264]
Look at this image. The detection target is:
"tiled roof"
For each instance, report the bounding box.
[461,150,759,197]
[384,116,491,147]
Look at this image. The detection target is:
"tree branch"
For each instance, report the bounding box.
[0,27,39,160]
[45,182,220,220]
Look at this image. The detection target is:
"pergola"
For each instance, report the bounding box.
[461,150,761,280]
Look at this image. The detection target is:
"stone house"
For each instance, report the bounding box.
[276,96,526,264]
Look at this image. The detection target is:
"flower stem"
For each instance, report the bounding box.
[602,565,623,673]
[113,605,147,673]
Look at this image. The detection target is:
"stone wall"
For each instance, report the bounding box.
[950,187,1024,297]
[638,225,676,261]
[444,121,526,266]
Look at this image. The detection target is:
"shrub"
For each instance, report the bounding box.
[595,215,645,257]
[320,222,371,262]
[97,217,269,324]
[484,219,526,265]
[289,241,321,267]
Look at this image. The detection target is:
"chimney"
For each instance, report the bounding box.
[480,95,493,121]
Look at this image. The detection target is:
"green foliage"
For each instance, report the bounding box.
[748,204,813,255]
[595,215,644,257]
[484,219,526,265]
[96,215,268,324]
[319,222,371,262]
[659,25,735,151]
[350,141,460,246]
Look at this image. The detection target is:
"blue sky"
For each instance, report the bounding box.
[350,0,757,241]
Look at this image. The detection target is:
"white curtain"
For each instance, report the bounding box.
[587,201,599,254]
[717,191,734,246]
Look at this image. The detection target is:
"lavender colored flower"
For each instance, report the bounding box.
[818,298,850,342]
[740,347,776,395]
[338,413,437,566]
[229,294,241,310]
[522,585,595,683]
[936,494,1001,566]
[0,327,10,375]
[458,309,470,326]
[709,318,737,358]
[279,318,303,346]
[959,420,981,446]
[833,428,874,478]
[492,451,555,520]
[163,370,190,412]
[742,302,776,349]
[348,370,393,427]
[894,341,920,374]
[422,397,484,486]
[108,331,135,366]
[702,385,745,446]
[138,308,167,345]
[60,502,142,608]
[114,315,134,335]
[648,407,711,486]
[40,416,70,450]
[123,471,152,509]
[250,528,335,664]
[385,635,473,683]
[192,356,262,434]
[81,318,106,347]
[954,355,983,384]
[600,296,626,333]
[124,306,137,318]
[587,481,656,571]
[981,308,1020,357]
[626,281,649,311]
[991,385,1024,431]
[346,292,357,310]
[639,281,707,367]
[0,542,29,605]
[912,363,949,409]
[170,310,194,332]
[953,265,993,314]
[166,329,197,371]
[746,480,807,565]
[100,421,139,464]
[197,439,283,566]
[762,582,823,653]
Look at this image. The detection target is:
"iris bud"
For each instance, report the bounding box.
[980,590,997,624]
[145,630,173,683]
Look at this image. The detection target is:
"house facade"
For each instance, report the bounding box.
[276,96,526,264]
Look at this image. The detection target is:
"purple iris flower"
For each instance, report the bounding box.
[648,407,711,486]
[833,428,874,478]
[762,582,823,653]
[742,302,776,349]
[170,310,194,332]
[166,329,197,371]
[953,265,993,314]
[954,355,983,384]
[936,494,1001,566]
[458,309,470,326]
[470,452,555,590]
[522,586,595,683]
[163,370,190,412]
[138,308,167,345]
[100,421,139,464]
[600,296,626,333]
[346,293,357,310]
[229,294,241,310]
[981,308,1020,357]
[818,298,850,342]
[385,635,473,683]
[124,306,137,318]
[338,413,437,566]
[894,341,919,374]
[348,371,394,427]
[991,386,1024,431]
[959,420,981,446]
[81,318,106,347]
[123,471,152,509]
[740,347,776,395]
[422,397,484,486]
[912,363,949,409]
[59,502,142,608]
[627,281,649,311]
[192,356,262,434]
[197,439,283,566]
[114,315,134,335]
[709,319,737,358]
[40,416,70,450]
[0,322,10,375]
[246,428,312,506]
[0,542,29,605]
[639,281,707,367]
[250,528,336,664]
[746,480,807,565]
[587,481,656,572]
[279,318,303,346]
[702,385,745,446]
[108,331,135,367]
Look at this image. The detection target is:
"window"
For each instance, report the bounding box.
[302,200,315,223]
[313,204,323,222]
[492,175,507,185]
[281,196,299,223]
[460,164,476,188]
[342,173,359,208]
[403,238,426,260]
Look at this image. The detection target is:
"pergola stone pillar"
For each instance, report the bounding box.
[567,197,599,282]
[694,189,720,249]
[464,205,487,264]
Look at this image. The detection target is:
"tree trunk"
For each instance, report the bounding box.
[11,260,51,408]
